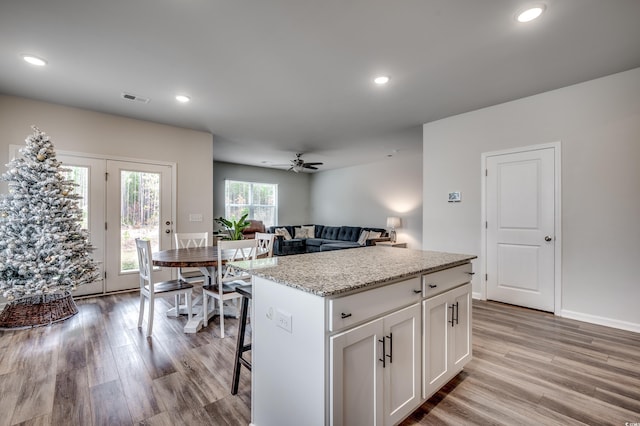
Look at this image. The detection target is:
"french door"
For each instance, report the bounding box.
[58,155,174,295]
[105,160,173,292]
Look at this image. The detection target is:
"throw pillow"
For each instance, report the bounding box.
[301,225,315,238]
[294,226,313,238]
[367,231,382,240]
[357,230,370,246]
[274,227,292,240]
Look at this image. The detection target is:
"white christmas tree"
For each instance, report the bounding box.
[0,127,99,301]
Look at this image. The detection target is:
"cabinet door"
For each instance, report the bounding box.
[330,318,384,426]
[450,283,472,370]
[383,303,421,426]
[422,291,451,399]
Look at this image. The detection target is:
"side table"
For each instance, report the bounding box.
[375,241,407,248]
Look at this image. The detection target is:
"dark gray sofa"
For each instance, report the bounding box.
[267,224,388,256]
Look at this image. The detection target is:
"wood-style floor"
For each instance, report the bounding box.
[1,292,639,426]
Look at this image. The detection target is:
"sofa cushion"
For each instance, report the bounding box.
[305,238,323,248]
[306,238,337,247]
[320,242,361,251]
[320,226,340,240]
[337,226,362,242]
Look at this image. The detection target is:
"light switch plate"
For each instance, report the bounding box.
[189,213,203,222]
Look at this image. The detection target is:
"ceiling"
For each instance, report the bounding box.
[1,0,639,171]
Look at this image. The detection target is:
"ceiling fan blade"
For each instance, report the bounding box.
[303,162,323,166]
[304,165,319,170]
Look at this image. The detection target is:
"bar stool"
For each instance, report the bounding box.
[231,284,252,395]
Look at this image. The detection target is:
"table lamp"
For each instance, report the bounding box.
[386,216,401,243]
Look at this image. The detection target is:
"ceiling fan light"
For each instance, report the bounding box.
[175,94,191,103]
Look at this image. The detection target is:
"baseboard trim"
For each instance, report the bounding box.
[470,293,640,333]
[559,309,640,333]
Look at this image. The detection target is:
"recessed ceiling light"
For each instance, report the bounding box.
[516,5,546,23]
[374,76,390,85]
[175,95,191,103]
[23,55,47,66]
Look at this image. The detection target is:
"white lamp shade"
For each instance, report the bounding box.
[386,216,401,228]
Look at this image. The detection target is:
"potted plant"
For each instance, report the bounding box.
[215,213,251,240]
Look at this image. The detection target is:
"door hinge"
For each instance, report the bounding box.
[485,169,488,177]
[485,273,488,281]
[485,221,488,229]
[105,172,108,181]
[104,271,107,279]
[105,222,107,231]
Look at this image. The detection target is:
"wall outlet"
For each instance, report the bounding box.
[276,309,292,333]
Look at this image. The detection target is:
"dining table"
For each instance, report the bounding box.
[152,245,265,333]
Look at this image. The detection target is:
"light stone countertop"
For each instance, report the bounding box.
[230,246,477,297]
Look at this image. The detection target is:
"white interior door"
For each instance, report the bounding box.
[485,146,556,312]
[105,161,173,292]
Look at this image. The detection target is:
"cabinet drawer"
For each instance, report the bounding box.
[423,263,473,298]
[328,277,422,332]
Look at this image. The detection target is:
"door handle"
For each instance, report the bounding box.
[165,229,171,234]
[544,236,553,242]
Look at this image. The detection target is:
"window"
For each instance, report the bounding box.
[225,180,278,227]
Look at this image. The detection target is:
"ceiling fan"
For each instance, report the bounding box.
[287,153,323,172]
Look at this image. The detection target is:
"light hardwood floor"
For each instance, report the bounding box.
[0,293,639,425]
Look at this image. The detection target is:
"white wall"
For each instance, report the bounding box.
[213,161,311,227]
[423,68,640,331]
[0,95,214,235]
[311,146,423,248]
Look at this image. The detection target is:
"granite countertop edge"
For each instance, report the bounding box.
[261,258,474,297]
[230,247,477,298]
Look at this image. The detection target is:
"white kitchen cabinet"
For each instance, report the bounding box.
[330,317,383,426]
[330,303,421,426]
[247,250,475,426]
[422,282,472,399]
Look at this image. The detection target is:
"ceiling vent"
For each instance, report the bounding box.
[121,92,150,103]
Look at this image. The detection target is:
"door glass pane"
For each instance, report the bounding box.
[61,166,89,230]
[120,170,161,272]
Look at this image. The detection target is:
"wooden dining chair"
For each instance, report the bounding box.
[135,238,193,336]
[255,232,275,258]
[174,232,209,284]
[202,239,258,338]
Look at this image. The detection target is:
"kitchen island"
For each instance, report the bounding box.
[232,246,476,426]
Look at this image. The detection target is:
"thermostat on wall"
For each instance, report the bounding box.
[448,192,461,202]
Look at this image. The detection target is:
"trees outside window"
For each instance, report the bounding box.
[225,180,277,227]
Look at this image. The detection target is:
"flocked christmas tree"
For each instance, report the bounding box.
[0,126,99,302]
